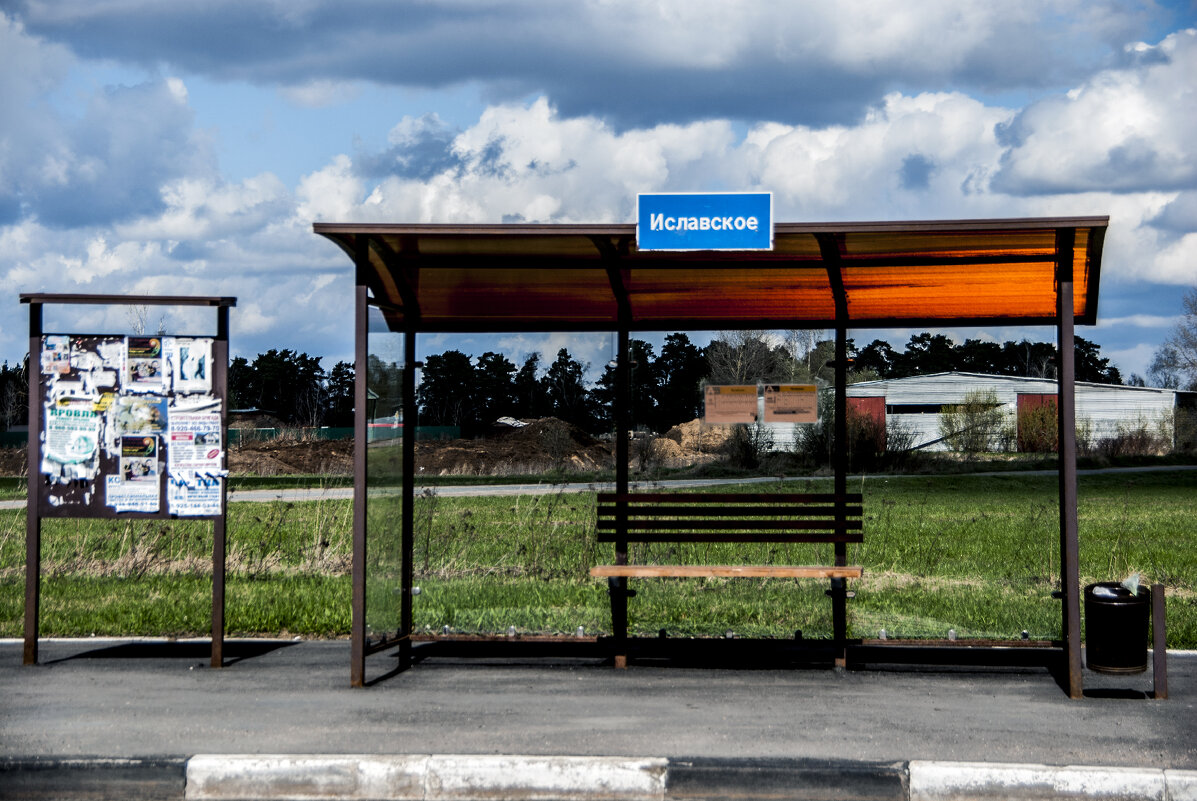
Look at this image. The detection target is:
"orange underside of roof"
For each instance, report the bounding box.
[314,218,1105,332]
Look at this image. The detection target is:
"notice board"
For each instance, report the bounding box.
[37,333,226,518]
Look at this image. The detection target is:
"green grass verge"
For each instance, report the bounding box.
[1,470,1194,646]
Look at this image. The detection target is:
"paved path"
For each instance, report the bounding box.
[1,639,1194,798]
[3,639,1192,764]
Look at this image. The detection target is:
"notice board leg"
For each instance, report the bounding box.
[23,514,40,666]
[211,516,226,668]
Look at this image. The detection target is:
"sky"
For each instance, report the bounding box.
[2,0,1196,384]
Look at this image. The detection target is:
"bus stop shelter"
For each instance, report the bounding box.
[315,216,1108,696]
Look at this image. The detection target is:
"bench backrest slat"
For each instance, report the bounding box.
[597,532,863,544]
[598,519,862,532]
[597,505,861,520]
[598,492,861,504]
[595,491,862,545]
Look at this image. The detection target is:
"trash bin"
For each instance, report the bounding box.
[1084,581,1149,674]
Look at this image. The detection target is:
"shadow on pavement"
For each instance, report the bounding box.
[362,637,1069,679]
[44,639,297,666]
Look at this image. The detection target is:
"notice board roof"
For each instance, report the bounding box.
[314,217,1107,332]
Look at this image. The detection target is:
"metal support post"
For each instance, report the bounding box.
[832,324,849,668]
[1056,228,1083,699]
[613,326,631,668]
[350,269,369,686]
[400,328,417,669]
[210,304,230,668]
[24,301,43,666]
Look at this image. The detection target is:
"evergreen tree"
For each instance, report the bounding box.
[474,351,517,424]
[513,352,548,418]
[652,333,706,430]
[417,349,477,429]
[324,361,355,427]
[542,348,598,432]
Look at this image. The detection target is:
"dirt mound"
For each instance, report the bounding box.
[230,437,354,476]
[663,418,734,453]
[415,418,612,476]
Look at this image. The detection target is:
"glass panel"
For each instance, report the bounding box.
[365,313,405,643]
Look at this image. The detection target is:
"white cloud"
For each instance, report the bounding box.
[493,332,610,376]
[744,91,1015,218]
[1096,314,1182,330]
[296,154,367,222]
[993,28,1197,195]
[1105,342,1158,378]
[1151,232,1197,284]
[0,16,218,227]
[115,173,290,241]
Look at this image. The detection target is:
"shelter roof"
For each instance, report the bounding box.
[314,217,1107,333]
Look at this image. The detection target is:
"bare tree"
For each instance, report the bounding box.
[125,305,167,336]
[707,330,789,385]
[784,329,826,376]
[1153,287,1197,390]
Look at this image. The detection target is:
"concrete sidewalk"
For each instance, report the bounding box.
[2,639,1194,798]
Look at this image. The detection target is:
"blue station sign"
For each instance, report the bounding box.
[637,192,773,251]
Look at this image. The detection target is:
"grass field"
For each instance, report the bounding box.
[1,470,1193,647]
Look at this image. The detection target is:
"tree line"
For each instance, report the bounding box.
[0,326,1180,435]
[382,331,1129,438]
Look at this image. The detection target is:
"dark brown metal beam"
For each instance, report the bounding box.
[210,305,230,669]
[19,293,235,307]
[1056,227,1083,699]
[400,327,417,670]
[372,314,1079,336]
[313,215,1110,238]
[24,301,42,666]
[351,248,370,688]
[341,251,1058,272]
[816,233,851,669]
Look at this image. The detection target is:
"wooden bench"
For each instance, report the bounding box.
[590,491,863,667]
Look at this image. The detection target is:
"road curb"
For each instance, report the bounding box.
[909,761,1197,800]
[3,756,1196,800]
[182,756,1197,801]
[187,755,669,800]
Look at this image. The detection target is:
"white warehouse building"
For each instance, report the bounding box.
[844,372,1196,452]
